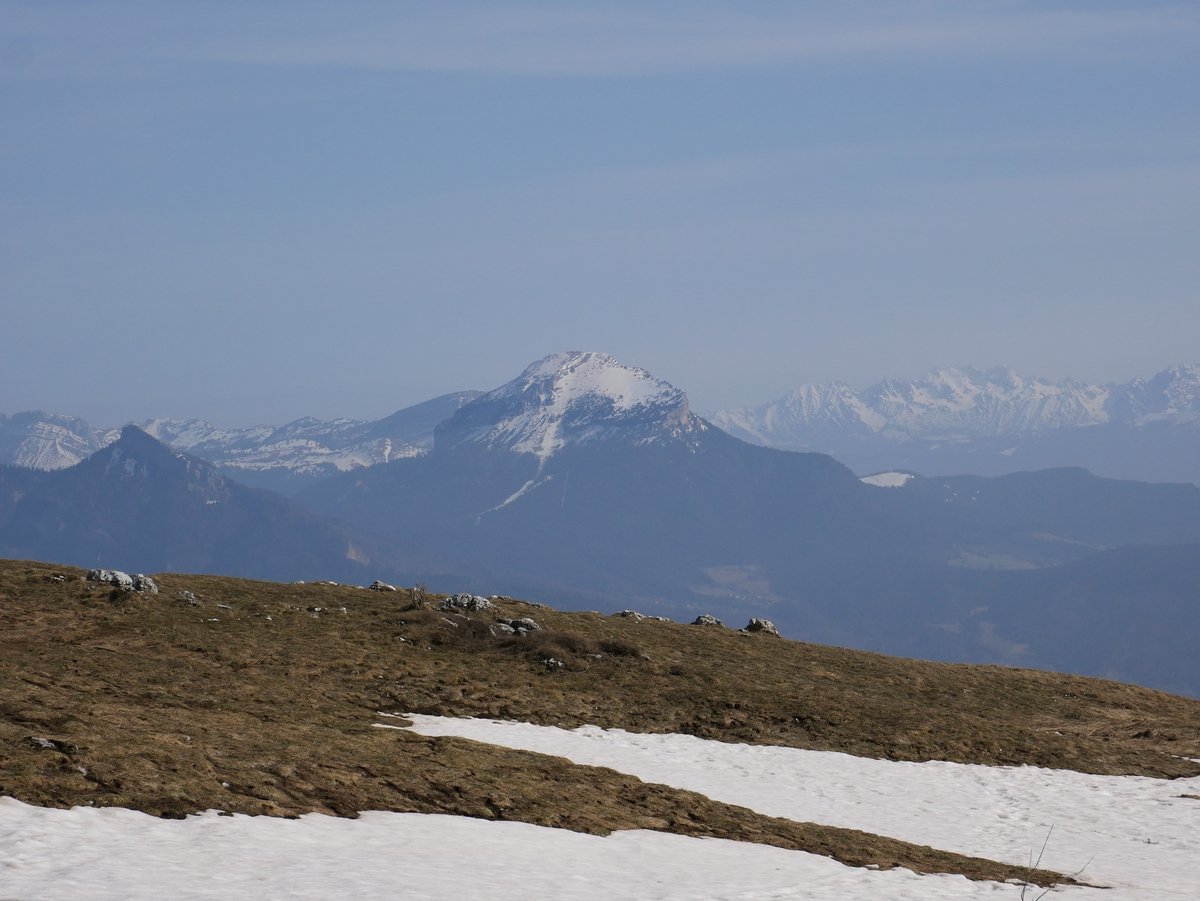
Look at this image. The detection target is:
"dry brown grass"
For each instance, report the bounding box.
[3,559,1197,886]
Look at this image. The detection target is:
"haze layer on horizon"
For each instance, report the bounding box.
[3,1,1198,426]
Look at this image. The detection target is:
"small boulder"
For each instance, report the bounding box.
[132,574,159,594]
[439,593,494,612]
[512,617,541,633]
[614,610,645,620]
[369,580,397,591]
[743,618,780,636]
[691,614,724,627]
[87,569,134,590]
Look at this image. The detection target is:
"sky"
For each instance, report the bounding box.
[3,0,1198,426]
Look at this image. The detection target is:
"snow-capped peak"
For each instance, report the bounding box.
[437,352,702,460]
[517,351,683,414]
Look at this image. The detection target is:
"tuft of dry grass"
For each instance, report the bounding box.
[3,559,1197,886]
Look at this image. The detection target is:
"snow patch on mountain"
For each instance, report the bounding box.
[860,471,916,488]
[438,352,705,461]
[138,417,422,476]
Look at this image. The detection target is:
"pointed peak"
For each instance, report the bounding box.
[116,424,170,450]
[102,424,196,469]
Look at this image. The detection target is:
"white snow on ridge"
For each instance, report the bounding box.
[711,363,1200,449]
[860,471,916,488]
[401,715,1200,901]
[520,351,679,412]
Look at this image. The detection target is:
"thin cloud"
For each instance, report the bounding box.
[198,4,1198,76]
[3,2,1197,79]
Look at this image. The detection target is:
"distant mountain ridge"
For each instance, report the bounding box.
[0,392,481,493]
[710,364,1200,484]
[6,364,1198,485]
[0,426,380,582]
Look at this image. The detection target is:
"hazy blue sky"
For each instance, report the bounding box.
[3,1,1198,425]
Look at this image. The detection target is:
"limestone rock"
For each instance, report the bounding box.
[132,574,159,594]
[87,569,134,590]
[743,618,780,636]
[439,593,494,612]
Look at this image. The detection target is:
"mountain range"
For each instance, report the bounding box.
[0,426,378,584]
[5,364,1198,487]
[3,352,1199,695]
[709,364,1200,484]
[0,392,479,494]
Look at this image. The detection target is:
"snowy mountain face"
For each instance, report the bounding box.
[0,393,481,489]
[138,416,416,478]
[1109,363,1200,425]
[0,412,116,470]
[713,366,1145,443]
[709,364,1200,483]
[435,352,706,461]
[862,367,1112,437]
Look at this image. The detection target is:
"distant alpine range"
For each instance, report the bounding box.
[3,352,1199,696]
[4,362,1197,487]
[710,364,1200,485]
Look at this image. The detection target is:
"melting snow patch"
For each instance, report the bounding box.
[3,796,1013,900]
[400,715,1200,901]
[6,718,1198,899]
[860,471,916,488]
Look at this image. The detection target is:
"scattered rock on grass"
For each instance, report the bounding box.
[494,616,541,635]
[743,618,780,636]
[614,610,673,623]
[132,574,159,594]
[691,614,724,627]
[369,580,397,591]
[87,569,134,590]
[87,569,157,593]
[439,593,494,612]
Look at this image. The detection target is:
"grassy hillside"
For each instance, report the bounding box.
[3,559,1198,886]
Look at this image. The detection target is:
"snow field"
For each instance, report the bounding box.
[1,796,1015,900]
[400,715,1200,900]
[3,716,1197,899]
